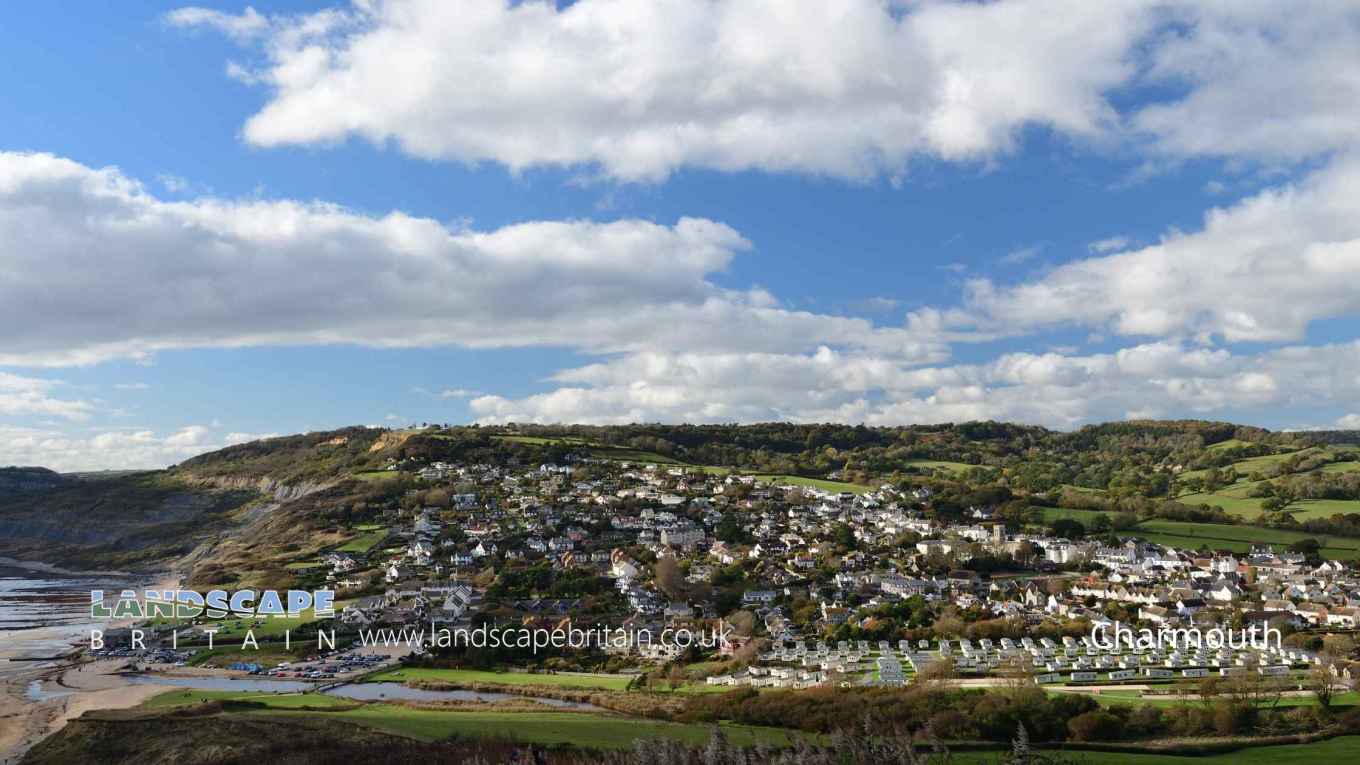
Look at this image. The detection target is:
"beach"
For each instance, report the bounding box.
[0,568,180,763]
[0,657,166,763]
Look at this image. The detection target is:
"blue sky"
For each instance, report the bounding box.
[2,1,1359,470]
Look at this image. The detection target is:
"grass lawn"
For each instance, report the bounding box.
[338,527,389,553]
[265,706,803,749]
[366,667,634,691]
[144,689,358,710]
[179,605,340,641]
[183,644,307,668]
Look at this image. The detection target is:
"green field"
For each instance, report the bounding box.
[366,667,634,691]
[338,527,389,553]
[1206,439,1256,451]
[751,474,872,494]
[1318,461,1360,474]
[1289,498,1360,521]
[1038,506,1116,524]
[144,689,358,710]
[1034,509,1360,558]
[202,609,334,640]
[1177,446,1360,521]
[1179,447,1316,481]
[142,689,1360,761]
[1174,487,1360,523]
[143,689,802,749]
[1131,519,1360,559]
[353,470,405,482]
[901,459,976,474]
[152,603,345,645]
[492,434,685,465]
[267,706,803,749]
[492,434,594,446]
[952,736,1360,764]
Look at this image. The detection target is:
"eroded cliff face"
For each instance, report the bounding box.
[0,426,396,577]
[178,473,335,502]
[0,474,260,572]
[176,479,358,589]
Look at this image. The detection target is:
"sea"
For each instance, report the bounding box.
[0,563,139,664]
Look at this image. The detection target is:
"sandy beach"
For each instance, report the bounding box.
[0,658,166,764]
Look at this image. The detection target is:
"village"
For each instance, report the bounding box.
[256,450,1360,693]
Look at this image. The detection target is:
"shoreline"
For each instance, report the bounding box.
[0,659,167,764]
[0,570,180,763]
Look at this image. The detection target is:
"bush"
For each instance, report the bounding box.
[1212,702,1256,736]
[1067,710,1122,741]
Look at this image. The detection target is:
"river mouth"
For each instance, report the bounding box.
[119,675,604,711]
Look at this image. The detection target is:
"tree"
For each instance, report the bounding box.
[715,512,749,543]
[1087,514,1113,535]
[832,522,857,550]
[654,556,684,600]
[668,664,685,692]
[1197,676,1222,708]
[1066,710,1121,741]
[726,609,756,637]
[1048,518,1085,539]
[1211,700,1255,736]
[1310,660,1338,709]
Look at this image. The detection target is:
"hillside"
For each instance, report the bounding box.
[0,466,71,497]
[0,472,256,571]
[0,419,1352,577]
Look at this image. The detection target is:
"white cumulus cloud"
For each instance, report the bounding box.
[170,0,1160,182]
[0,152,943,367]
